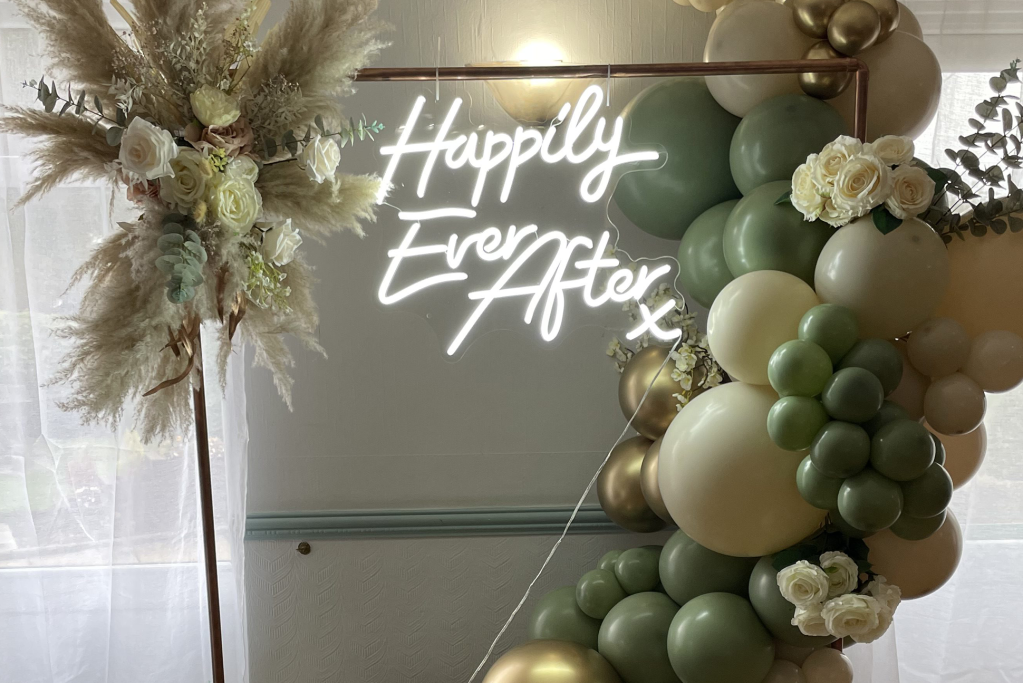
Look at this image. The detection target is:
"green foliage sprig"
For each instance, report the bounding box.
[156,214,208,304]
[242,247,291,311]
[24,77,127,145]
[257,113,385,163]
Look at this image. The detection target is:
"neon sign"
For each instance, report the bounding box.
[377,85,680,356]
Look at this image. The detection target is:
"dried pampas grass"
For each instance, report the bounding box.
[258,163,379,239]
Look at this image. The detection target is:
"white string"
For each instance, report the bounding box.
[466,336,683,682]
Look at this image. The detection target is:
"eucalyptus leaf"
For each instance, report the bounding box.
[157,233,185,251]
[105,126,123,146]
[314,114,325,134]
[44,93,57,113]
[156,255,183,273]
[75,92,85,116]
[991,76,1007,93]
[1009,214,1023,232]
[93,96,103,116]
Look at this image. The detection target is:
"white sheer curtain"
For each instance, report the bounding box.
[0,9,249,683]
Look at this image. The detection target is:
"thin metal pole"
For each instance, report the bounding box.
[853,63,871,142]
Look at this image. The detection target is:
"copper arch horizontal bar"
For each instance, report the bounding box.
[354,58,870,141]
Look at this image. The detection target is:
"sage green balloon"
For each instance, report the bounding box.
[598,550,623,572]
[891,508,947,541]
[748,557,836,648]
[931,433,947,466]
[729,94,848,195]
[613,78,741,240]
[837,468,904,532]
[598,592,682,683]
[828,508,875,539]
[677,200,737,307]
[863,400,911,437]
[667,592,775,683]
[528,586,601,650]
[658,530,758,606]
[769,340,834,398]
[615,546,662,594]
[799,304,859,364]
[767,396,830,451]
[870,419,935,481]
[577,569,628,619]
[797,455,843,510]
[839,339,904,396]
[723,181,834,285]
[811,421,870,478]
[901,463,954,518]
[822,367,884,423]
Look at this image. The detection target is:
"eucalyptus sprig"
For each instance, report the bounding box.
[257,113,385,163]
[23,77,127,146]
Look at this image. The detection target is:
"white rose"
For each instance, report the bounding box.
[791,603,831,637]
[159,148,213,210]
[777,560,830,607]
[831,153,892,218]
[119,117,179,180]
[821,594,881,639]
[208,173,262,232]
[299,135,341,183]
[865,575,902,613]
[884,164,935,219]
[258,218,303,267]
[813,135,863,192]
[867,135,915,166]
[226,155,260,183]
[852,603,893,643]
[819,198,854,228]
[791,156,825,221]
[189,85,241,127]
[819,551,860,597]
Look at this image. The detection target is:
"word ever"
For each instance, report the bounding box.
[377,84,660,207]
[378,208,681,356]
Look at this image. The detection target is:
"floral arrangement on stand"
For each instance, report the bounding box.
[3,0,386,441]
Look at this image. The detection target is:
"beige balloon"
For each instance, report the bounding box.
[865,509,963,599]
[896,1,923,38]
[814,216,949,340]
[801,648,854,683]
[691,0,732,11]
[672,0,693,5]
[907,317,971,378]
[963,330,1023,393]
[924,372,986,436]
[703,0,816,116]
[827,1,881,56]
[774,641,817,666]
[888,340,929,420]
[763,659,808,683]
[926,421,987,489]
[597,436,666,533]
[640,438,675,524]
[659,383,827,557]
[709,270,820,385]
[831,31,940,140]
[618,345,683,440]
[482,640,623,683]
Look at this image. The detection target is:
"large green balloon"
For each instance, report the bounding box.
[598,592,682,683]
[796,455,843,510]
[729,94,848,195]
[828,508,875,539]
[811,421,870,478]
[837,468,903,532]
[901,463,954,518]
[768,340,833,398]
[577,569,627,619]
[839,339,904,396]
[748,557,837,648]
[799,304,859,364]
[767,396,830,451]
[658,530,758,606]
[870,419,935,481]
[615,546,662,594]
[667,592,775,683]
[528,586,602,650]
[723,181,834,285]
[821,367,885,423]
[863,400,911,437]
[613,78,741,240]
[677,200,737,307]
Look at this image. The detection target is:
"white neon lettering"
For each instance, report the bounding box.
[627,301,684,342]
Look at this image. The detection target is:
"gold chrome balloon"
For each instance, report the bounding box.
[618,345,682,440]
[791,0,848,38]
[862,0,900,42]
[640,438,674,524]
[598,436,666,533]
[798,41,853,99]
[827,0,881,55]
[482,640,623,683]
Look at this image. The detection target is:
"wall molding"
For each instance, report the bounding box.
[245,505,618,540]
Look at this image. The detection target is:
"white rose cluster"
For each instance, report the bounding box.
[789,135,934,228]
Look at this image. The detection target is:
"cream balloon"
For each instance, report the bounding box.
[963,330,1023,393]
[926,421,987,489]
[763,659,808,683]
[708,271,820,385]
[774,641,816,667]
[800,648,854,683]
[866,510,963,599]
[907,317,971,378]
[691,0,732,10]
[896,1,923,38]
[924,372,986,436]
[888,340,929,420]
[703,1,815,116]
[832,31,940,139]
[814,216,949,340]
[672,0,693,5]
[659,383,827,557]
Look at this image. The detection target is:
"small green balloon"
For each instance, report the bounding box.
[870,419,935,481]
[767,396,830,451]
[528,586,602,650]
[891,508,947,541]
[598,550,623,572]
[748,556,836,648]
[901,463,954,518]
[828,509,875,539]
[769,340,834,398]
[658,530,758,606]
[863,400,911,437]
[822,367,885,423]
[931,433,947,466]
[723,181,834,285]
[729,94,848,195]
[667,592,775,683]
[838,468,904,532]
[797,455,843,510]
[598,592,682,683]
[839,339,904,396]
[799,304,859,363]
[811,421,871,478]
[677,200,738,308]
[615,546,662,594]
[577,569,628,619]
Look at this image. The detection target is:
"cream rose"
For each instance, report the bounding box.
[189,85,241,127]
[865,576,902,613]
[299,135,341,183]
[831,153,892,219]
[792,156,825,221]
[119,116,179,180]
[791,603,831,637]
[821,594,882,639]
[819,198,853,228]
[885,164,935,219]
[159,148,213,210]
[258,218,303,266]
[813,135,863,192]
[226,155,260,183]
[820,551,860,598]
[777,561,830,607]
[208,174,262,232]
[867,135,915,166]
